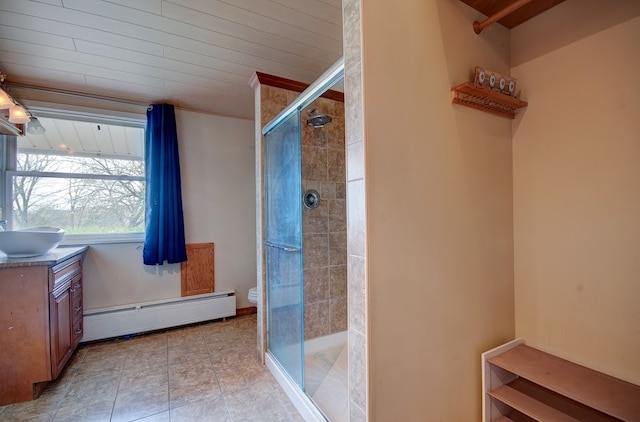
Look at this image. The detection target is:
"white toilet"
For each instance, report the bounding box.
[248,287,258,304]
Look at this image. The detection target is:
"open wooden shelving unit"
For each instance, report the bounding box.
[452,82,528,119]
[482,339,640,421]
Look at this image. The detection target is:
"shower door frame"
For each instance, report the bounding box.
[261,57,345,422]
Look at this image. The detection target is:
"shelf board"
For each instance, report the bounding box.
[487,344,640,421]
[451,82,527,119]
[489,384,582,422]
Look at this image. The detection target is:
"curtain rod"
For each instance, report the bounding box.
[7,82,149,107]
[473,0,535,34]
[6,82,251,120]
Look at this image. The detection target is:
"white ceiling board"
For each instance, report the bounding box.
[73,40,249,88]
[0,47,167,88]
[166,0,252,26]
[0,11,166,56]
[270,0,342,23]
[163,47,254,78]
[0,25,75,50]
[82,76,168,101]
[106,0,162,15]
[0,0,343,120]
[182,0,342,40]
[160,2,340,63]
[247,13,342,52]
[3,63,88,88]
[31,0,63,5]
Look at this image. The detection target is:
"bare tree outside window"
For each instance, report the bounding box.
[13,153,65,227]
[9,116,145,235]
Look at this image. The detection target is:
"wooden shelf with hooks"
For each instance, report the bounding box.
[451,82,527,119]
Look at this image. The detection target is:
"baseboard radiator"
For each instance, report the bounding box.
[82,290,236,342]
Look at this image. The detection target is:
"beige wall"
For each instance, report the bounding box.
[512,3,640,384]
[81,110,256,310]
[360,0,515,419]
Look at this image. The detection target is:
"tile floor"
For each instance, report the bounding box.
[0,315,303,422]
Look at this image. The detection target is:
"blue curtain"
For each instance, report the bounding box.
[143,104,187,265]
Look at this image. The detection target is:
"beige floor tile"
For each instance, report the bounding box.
[169,385,221,411]
[110,387,168,422]
[52,399,113,422]
[63,374,120,407]
[167,338,207,353]
[203,332,246,350]
[168,347,212,368]
[224,379,289,420]
[126,333,168,352]
[43,366,78,393]
[82,345,129,363]
[117,366,167,390]
[170,395,229,422]
[74,356,125,379]
[208,344,259,371]
[166,325,203,342]
[0,389,65,422]
[215,361,275,393]
[134,410,171,422]
[122,349,167,372]
[233,404,300,422]
[169,364,216,383]
[64,347,88,369]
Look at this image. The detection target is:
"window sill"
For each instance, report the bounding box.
[61,233,144,246]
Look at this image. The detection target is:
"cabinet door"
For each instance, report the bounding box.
[50,284,73,379]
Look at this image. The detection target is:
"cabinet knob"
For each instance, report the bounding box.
[74,305,82,312]
[74,328,82,335]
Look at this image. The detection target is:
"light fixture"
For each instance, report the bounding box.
[0,88,13,109]
[1,69,33,127]
[9,103,31,124]
[27,117,46,135]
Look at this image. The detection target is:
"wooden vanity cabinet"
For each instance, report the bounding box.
[49,255,83,379]
[0,249,85,405]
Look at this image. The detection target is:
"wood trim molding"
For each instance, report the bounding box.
[251,72,344,103]
[236,306,257,316]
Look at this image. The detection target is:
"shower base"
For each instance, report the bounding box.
[305,331,348,421]
[266,330,348,421]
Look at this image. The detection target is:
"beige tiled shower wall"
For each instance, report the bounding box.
[301,98,347,340]
[343,0,368,420]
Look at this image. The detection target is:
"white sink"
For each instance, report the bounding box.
[0,227,65,258]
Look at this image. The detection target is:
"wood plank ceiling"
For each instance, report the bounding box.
[459,0,567,28]
[0,0,343,120]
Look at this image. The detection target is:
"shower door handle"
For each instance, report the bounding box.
[262,241,300,252]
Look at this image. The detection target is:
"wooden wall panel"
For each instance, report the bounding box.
[181,243,215,297]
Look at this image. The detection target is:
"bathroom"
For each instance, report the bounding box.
[1,0,639,420]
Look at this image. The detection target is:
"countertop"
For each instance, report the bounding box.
[0,246,88,269]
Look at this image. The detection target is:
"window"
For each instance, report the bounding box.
[1,110,145,243]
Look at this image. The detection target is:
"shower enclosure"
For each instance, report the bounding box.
[262,59,347,421]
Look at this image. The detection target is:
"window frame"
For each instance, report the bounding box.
[2,106,146,245]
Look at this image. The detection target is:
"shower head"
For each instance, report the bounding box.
[306,108,332,128]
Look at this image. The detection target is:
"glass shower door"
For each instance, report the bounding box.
[264,111,304,388]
